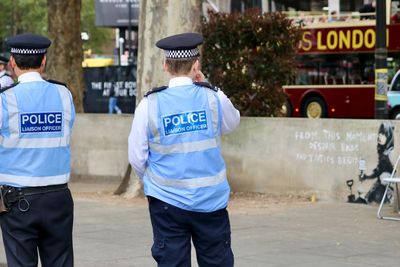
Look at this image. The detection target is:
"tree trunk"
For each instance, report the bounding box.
[137,0,202,100]
[118,0,203,197]
[47,0,84,112]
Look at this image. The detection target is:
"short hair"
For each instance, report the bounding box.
[165,57,198,75]
[12,53,45,70]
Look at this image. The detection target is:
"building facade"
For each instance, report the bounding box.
[211,0,387,13]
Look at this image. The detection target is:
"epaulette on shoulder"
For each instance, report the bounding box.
[0,82,19,93]
[47,79,68,88]
[193,81,219,92]
[145,86,168,97]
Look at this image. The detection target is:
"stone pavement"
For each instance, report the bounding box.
[0,181,399,267]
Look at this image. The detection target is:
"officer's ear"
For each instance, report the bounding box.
[41,55,47,68]
[192,59,200,73]
[39,55,47,73]
[9,56,17,69]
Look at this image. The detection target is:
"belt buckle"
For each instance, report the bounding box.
[15,188,30,212]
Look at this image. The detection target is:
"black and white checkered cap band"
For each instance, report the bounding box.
[11,47,47,54]
[164,48,199,59]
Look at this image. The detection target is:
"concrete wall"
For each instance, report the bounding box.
[71,114,133,182]
[71,114,398,201]
[222,117,398,201]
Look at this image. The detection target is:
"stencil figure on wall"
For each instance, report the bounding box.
[347,122,395,204]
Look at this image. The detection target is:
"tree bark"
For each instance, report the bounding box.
[137,0,202,100]
[47,0,84,112]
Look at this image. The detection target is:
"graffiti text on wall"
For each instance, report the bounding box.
[294,129,376,166]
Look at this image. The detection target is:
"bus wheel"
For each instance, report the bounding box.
[301,97,327,118]
[281,99,292,117]
[390,108,400,120]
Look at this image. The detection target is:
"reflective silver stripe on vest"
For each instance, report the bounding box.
[55,83,72,144]
[0,172,69,186]
[5,90,19,137]
[147,94,160,144]
[150,138,218,154]
[145,167,226,189]
[0,91,18,146]
[206,90,219,136]
[2,137,68,148]
[1,84,71,148]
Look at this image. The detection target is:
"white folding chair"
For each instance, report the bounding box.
[377,155,400,221]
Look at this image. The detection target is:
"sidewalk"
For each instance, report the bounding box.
[0,181,399,267]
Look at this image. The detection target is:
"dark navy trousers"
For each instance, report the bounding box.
[148,197,234,267]
[0,188,74,267]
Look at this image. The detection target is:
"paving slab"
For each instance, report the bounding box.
[0,182,399,267]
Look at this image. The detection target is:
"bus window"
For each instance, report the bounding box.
[293,54,378,86]
[347,58,362,84]
[321,61,339,85]
[362,62,375,84]
[295,61,319,85]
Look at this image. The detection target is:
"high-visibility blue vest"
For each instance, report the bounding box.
[144,83,230,212]
[0,80,75,187]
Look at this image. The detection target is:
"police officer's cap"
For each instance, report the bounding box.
[6,33,51,55]
[156,33,203,59]
[0,55,8,64]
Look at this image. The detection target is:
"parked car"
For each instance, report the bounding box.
[387,70,400,119]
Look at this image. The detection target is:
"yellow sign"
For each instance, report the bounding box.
[82,58,114,68]
[375,68,388,99]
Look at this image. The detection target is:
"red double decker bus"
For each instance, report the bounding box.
[284,20,400,119]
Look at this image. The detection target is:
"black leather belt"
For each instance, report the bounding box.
[3,183,68,204]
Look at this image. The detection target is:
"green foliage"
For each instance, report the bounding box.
[201,10,301,116]
[0,0,113,55]
[81,0,113,54]
[0,0,47,51]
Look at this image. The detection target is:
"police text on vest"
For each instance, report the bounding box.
[20,112,63,134]
[163,110,208,136]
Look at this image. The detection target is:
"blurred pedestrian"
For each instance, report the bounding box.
[128,32,240,266]
[108,85,122,114]
[391,9,400,24]
[359,1,376,20]
[328,11,339,22]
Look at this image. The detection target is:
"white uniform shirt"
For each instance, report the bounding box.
[0,70,14,89]
[128,77,241,178]
[0,72,43,129]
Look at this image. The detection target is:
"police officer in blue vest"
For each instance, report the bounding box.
[128,32,240,267]
[0,33,75,267]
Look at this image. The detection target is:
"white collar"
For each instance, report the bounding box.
[18,72,44,83]
[168,76,193,88]
[0,70,6,76]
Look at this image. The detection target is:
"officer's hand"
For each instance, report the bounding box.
[194,71,206,82]
[359,172,366,182]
